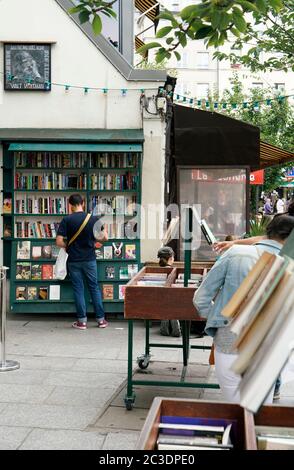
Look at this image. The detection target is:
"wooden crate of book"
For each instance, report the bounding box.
[124,264,213,320]
[137,397,294,451]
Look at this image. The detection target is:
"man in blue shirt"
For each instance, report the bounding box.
[56,194,108,330]
[193,215,294,403]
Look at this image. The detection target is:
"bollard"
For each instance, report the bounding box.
[0,267,20,372]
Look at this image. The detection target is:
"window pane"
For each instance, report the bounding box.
[179,168,247,260]
[197,52,209,68]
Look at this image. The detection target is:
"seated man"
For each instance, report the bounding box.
[193,215,294,403]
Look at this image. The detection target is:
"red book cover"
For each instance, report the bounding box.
[42,264,53,280]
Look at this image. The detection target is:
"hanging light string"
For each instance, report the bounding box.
[0,70,158,95]
[172,91,294,110]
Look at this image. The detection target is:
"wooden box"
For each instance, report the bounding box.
[137,397,294,450]
[124,263,213,321]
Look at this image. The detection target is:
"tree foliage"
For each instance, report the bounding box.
[71,1,293,72]
[214,76,294,192]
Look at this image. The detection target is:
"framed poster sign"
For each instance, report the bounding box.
[4,43,51,91]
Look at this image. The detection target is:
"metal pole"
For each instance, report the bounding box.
[0,267,20,372]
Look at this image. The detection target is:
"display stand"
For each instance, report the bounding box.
[124,208,219,410]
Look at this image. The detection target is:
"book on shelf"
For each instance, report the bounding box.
[16,262,31,280]
[157,422,233,450]
[119,284,126,300]
[125,244,136,260]
[51,246,60,259]
[16,286,27,300]
[15,221,60,238]
[128,264,138,279]
[39,286,49,300]
[27,286,38,301]
[112,242,123,259]
[49,285,61,301]
[17,241,31,260]
[32,246,42,259]
[3,196,12,214]
[15,196,69,215]
[119,266,129,280]
[41,245,52,259]
[42,264,54,280]
[256,425,294,450]
[95,248,104,260]
[31,264,42,281]
[102,284,114,300]
[3,222,12,238]
[103,246,113,260]
[14,171,87,190]
[105,266,115,280]
[15,152,88,169]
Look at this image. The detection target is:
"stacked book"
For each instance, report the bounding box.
[156,418,233,450]
[173,273,203,288]
[222,252,294,413]
[15,152,88,169]
[137,273,168,287]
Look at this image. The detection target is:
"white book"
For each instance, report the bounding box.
[158,423,225,433]
[230,255,286,336]
[49,285,60,301]
[239,279,294,413]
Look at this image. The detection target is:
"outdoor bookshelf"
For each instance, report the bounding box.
[3,148,142,314]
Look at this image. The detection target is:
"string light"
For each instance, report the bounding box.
[121,89,127,97]
[103,88,108,95]
[65,85,70,92]
[84,87,89,94]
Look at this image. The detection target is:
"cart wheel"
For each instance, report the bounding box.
[125,400,134,411]
[138,359,150,370]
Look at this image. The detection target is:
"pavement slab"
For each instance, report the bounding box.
[0,426,32,450]
[19,428,106,450]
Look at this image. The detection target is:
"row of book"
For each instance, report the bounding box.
[15,152,88,169]
[223,251,294,413]
[91,195,137,216]
[103,221,138,240]
[104,264,138,280]
[102,284,126,301]
[16,263,54,280]
[137,273,168,287]
[88,173,138,191]
[156,417,233,450]
[89,153,138,169]
[17,242,59,260]
[15,173,87,190]
[16,285,60,301]
[15,222,60,239]
[172,273,203,288]
[96,243,137,260]
[15,196,70,215]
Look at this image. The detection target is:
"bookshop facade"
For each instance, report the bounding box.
[0,0,166,314]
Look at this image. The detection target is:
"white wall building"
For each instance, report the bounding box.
[0,0,167,267]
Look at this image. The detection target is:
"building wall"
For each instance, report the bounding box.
[0,0,166,263]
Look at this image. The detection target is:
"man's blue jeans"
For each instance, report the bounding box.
[67,260,105,323]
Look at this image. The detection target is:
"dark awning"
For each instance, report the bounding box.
[260,141,294,169]
[173,105,260,168]
[8,143,142,152]
[135,36,148,58]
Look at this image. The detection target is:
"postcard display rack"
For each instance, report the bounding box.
[3,147,142,314]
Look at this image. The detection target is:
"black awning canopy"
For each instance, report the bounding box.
[173,105,260,168]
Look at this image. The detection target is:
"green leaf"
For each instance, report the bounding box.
[69,5,85,14]
[211,11,221,29]
[195,26,214,40]
[255,0,267,13]
[92,14,102,35]
[236,1,258,12]
[166,37,174,45]
[137,42,162,53]
[174,51,181,61]
[268,0,283,10]
[219,12,231,30]
[156,26,173,38]
[180,5,198,21]
[157,11,179,27]
[233,10,247,32]
[79,10,90,24]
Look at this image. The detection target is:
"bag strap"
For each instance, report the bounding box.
[68,214,91,247]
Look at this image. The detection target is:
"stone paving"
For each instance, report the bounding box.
[0,314,293,450]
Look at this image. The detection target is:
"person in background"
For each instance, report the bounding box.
[56,194,108,330]
[193,215,294,403]
[157,247,181,338]
[264,198,273,215]
[276,196,285,214]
